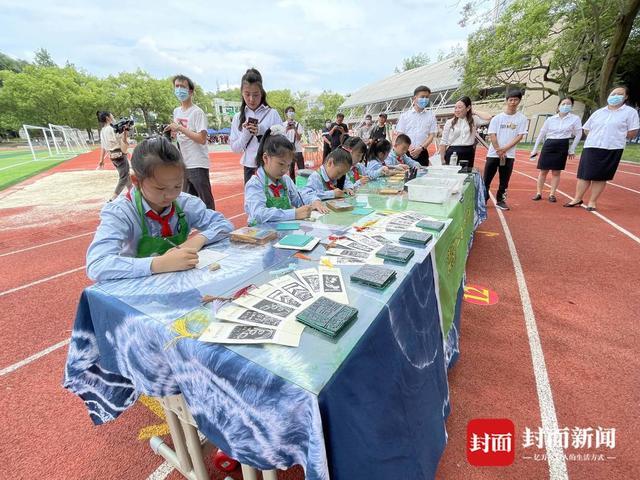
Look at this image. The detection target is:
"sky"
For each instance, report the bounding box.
[0,0,475,96]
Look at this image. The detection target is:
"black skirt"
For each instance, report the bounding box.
[577,148,624,181]
[538,138,569,171]
[445,145,476,167]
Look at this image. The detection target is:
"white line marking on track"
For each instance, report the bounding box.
[513,169,640,245]
[146,461,174,480]
[0,232,94,257]
[489,192,569,480]
[0,160,34,172]
[0,266,85,297]
[0,339,70,377]
[228,212,247,220]
[561,170,640,194]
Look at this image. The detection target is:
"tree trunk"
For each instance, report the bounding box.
[141,109,153,134]
[598,0,640,104]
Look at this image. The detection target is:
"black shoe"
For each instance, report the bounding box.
[548,195,557,203]
[586,206,597,212]
[496,200,510,210]
[563,200,583,208]
[532,194,542,201]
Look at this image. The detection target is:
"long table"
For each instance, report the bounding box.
[64,173,486,480]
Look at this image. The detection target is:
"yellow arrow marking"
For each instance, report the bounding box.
[477,230,500,237]
[137,395,170,440]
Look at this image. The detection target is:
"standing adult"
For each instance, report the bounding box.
[395,85,437,166]
[564,86,639,211]
[357,114,374,145]
[370,113,388,142]
[282,106,305,181]
[438,96,491,168]
[530,97,582,203]
[328,113,349,151]
[166,75,214,209]
[230,68,282,184]
[97,111,131,202]
[321,119,332,160]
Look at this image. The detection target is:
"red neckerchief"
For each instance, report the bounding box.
[351,166,360,181]
[145,205,175,237]
[269,183,284,197]
[321,166,335,190]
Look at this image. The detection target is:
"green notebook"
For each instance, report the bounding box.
[296,297,358,337]
[276,222,301,231]
[279,234,314,247]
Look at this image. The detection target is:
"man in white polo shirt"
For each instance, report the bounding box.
[395,85,437,166]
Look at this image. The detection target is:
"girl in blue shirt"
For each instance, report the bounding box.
[86,137,233,281]
[301,147,354,200]
[366,139,393,179]
[244,127,326,225]
[342,136,369,190]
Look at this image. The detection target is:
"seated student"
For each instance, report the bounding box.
[386,134,421,169]
[86,136,233,282]
[244,127,327,225]
[301,147,354,200]
[366,139,393,179]
[342,136,369,190]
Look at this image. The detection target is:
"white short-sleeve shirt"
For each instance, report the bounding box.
[173,104,210,169]
[282,120,304,153]
[487,112,529,158]
[583,104,640,150]
[395,108,438,147]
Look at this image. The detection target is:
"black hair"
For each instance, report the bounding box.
[324,146,352,169]
[172,74,195,91]
[255,128,295,167]
[238,68,269,130]
[505,89,523,100]
[341,135,368,164]
[368,139,392,162]
[557,96,575,106]
[336,112,345,118]
[131,136,185,180]
[378,113,388,119]
[285,105,295,113]
[612,86,630,98]
[451,96,474,131]
[96,111,111,125]
[365,114,372,120]
[325,119,332,123]
[395,133,412,145]
[414,85,431,96]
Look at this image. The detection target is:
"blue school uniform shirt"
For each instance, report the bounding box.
[86,188,233,282]
[386,149,421,168]
[301,165,337,200]
[366,158,386,179]
[344,163,368,189]
[244,168,318,224]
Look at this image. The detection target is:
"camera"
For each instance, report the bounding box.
[113,118,134,134]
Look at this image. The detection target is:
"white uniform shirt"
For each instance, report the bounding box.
[230,105,283,167]
[282,120,304,153]
[395,108,437,147]
[583,104,640,150]
[99,124,123,152]
[487,112,529,158]
[532,113,583,154]
[173,104,210,169]
[441,115,489,147]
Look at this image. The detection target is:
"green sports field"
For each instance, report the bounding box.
[0,149,76,191]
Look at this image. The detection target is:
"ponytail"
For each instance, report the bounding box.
[238,68,270,130]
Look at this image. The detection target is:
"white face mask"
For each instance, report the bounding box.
[287,111,295,119]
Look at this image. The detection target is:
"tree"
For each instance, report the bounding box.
[0,51,29,73]
[34,48,56,67]
[214,88,241,102]
[395,53,430,73]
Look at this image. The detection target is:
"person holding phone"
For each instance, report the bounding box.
[281,106,305,181]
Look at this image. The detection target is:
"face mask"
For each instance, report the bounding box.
[287,111,295,119]
[175,87,190,102]
[559,105,572,114]
[325,123,331,128]
[607,94,624,106]
[417,98,430,109]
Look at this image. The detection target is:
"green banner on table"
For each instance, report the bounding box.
[434,182,476,337]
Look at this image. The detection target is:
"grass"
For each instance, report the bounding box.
[517,142,640,164]
[0,149,76,191]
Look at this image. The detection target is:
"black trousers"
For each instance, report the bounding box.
[483,157,514,202]
[288,152,305,180]
[243,166,257,185]
[409,149,429,166]
[111,155,131,195]
[323,143,331,161]
[184,167,215,210]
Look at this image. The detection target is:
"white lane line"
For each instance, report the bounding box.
[0,232,94,258]
[0,160,34,172]
[513,169,640,245]
[561,170,640,195]
[146,461,174,480]
[0,339,70,377]
[216,192,243,202]
[228,212,247,220]
[0,266,85,297]
[489,193,569,480]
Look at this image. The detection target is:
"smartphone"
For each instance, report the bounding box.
[247,117,258,126]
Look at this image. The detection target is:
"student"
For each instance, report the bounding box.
[165,75,215,210]
[483,90,529,210]
[386,134,421,169]
[97,111,131,202]
[86,137,233,282]
[370,113,388,142]
[230,68,282,184]
[301,147,354,200]
[564,86,639,211]
[321,119,332,160]
[244,127,327,225]
[438,96,492,167]
[530,97,582,202]
[342,136,369,190]
[366,139,393,179]
[395,85,437,166]
[281,106,305,181]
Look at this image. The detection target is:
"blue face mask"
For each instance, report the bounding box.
[559,105,572,114]
[175,87,190,102]
[607,94,624,106]
[417,98,430,109]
